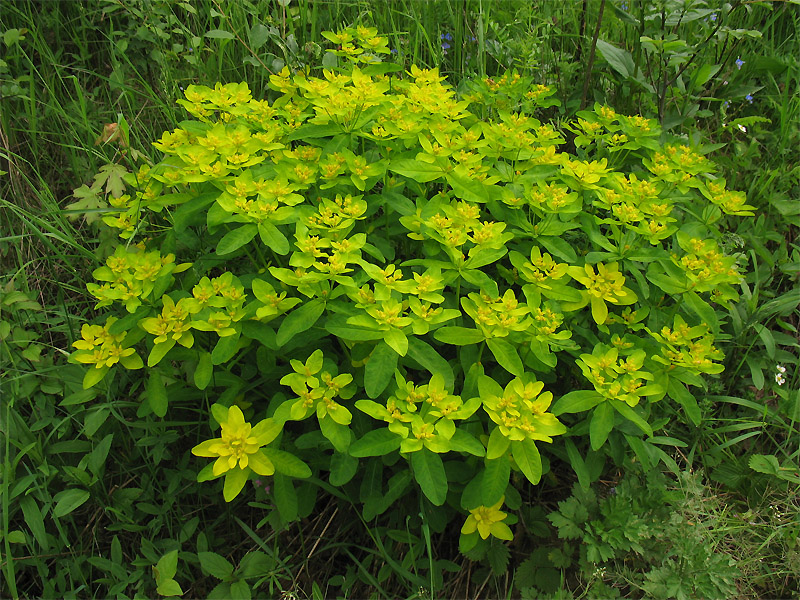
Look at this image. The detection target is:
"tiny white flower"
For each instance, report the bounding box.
[776,364,786,373]
[737,124,747,133]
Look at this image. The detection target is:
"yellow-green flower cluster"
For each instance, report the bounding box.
[356,373,480,453]
[279,349,355,425]
[86,247,189,312]
[461,289,531,339]
[480,375,566,444]
[566,262,638,324]
[576,345,657,406]
[648,316,725,375]
[461,497,513,541]
[71,317,141,370]
[673,234,741,295]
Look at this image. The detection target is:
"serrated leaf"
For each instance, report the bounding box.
[198,551,234,580]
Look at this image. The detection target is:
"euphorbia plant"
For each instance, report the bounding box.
[70,26,747,556]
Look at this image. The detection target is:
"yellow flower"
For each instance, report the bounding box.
[461,498,514,540]
[192,406,279,478]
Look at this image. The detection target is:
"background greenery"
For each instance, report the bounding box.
[1,0,798,598]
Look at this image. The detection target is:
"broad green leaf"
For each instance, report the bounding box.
[319,415,350,453]
[261,448,311,478]
[590,296,608,325]
[434,326,485,346]
[273,474,298,522]
[551,390,604,415]
[325,319,385,341]
[156,578,183,596]
[257,222,289,255]
[449,429,485,457]
[205,29,235,40]
[596,39,636,78]
[217,224,258,255]
[148,340,175,367]
[147,370,168,418]
[364,342,398,398]
[223,468,248,502]
[486,426,510,460]
[667,379,701,426]
[684,291,718,333]
[512,439,542,485]
[82,365,110,389]
[389,158,444,183]
[349,429,402,457]
[406,337,455,390]
[211,332,240,365]
[538,236,577,263]
[589,402,614,450]
[383,327,408,357]
[276,299,325,347]
[564,438,591,490]
[487,338,524,377]
[609,399,653,436]
[199,552,234,580]
[194,352,213,390]
[329,451,359,486]
[248,23,270,49]
[156,549,179,580]
[411,448,447,506]
[19,496,49,550]
[481,458,510,507]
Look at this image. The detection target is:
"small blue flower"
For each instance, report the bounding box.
[391,48,398,54]
[441,42,450,50]
[620,1,628,10]
[722,100,730,110]
[735,57,745,69]
[710,13,717,21]
[745,93,754,104]
[470,36,477,42]
[440,33,453,41]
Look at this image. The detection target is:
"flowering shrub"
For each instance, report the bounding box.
[70,27,750,554]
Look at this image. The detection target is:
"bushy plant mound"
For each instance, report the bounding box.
[70,28,750,556]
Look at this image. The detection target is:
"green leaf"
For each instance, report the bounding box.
[609,399,653,436]
[684,291,718,333]
[205,29,235,40]
[590,296,608,325]
[329,451,359,486]
[349,429,402,457]
[156,578,183,597]
[364,342,398,398]
[383,327,408,357]
[486,426,510,460]
[481,458,510,507]
[274,473,298,523]
[194,352,213,390]
[411,448,447,506]
[434,326,486,345]
[564,438,591,490]
[589,402,614,450]
[538,236,577,263]
[667,379,701,426]
[248,23,270,49]
[406,337,455,390]
[211,332,240,365]
[261,448,311,478]
[449,429,485,457]
[512,439,542,485]
[82,365,110,389]
[596,39,636,78]
[156,549,179,580]
[148,340,176,367]
[223,468,248,502]
[19,496,49,550]
[319,416,350,453]
[257,222,289,255]
[325,318,385,341]
[389,158,444,183]
[487,338,524,377]
[551,390,604,415]
[217,224,258,255]
[276,299,325,347]
[147,370,168,418]
[198,552,234,580]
